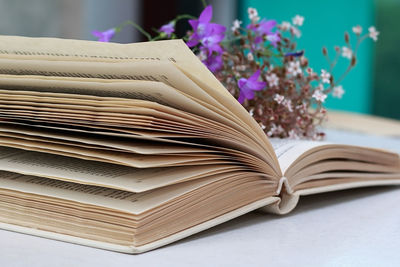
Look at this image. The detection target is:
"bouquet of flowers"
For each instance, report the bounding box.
[92,5,379,140]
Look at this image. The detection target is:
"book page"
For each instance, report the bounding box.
[0,170,247,214]
[0,146,239,192]
[270,138,328,174]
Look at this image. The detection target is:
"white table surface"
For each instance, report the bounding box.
[1,129,400,267]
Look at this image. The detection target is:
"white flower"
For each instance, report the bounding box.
[266,73,279,87]
[248,7,260,23]
[306,67,314,75]
[287,61,302,76]
[197,50,207,61]
[236,65,246,71]
[341,46,353,59]
[274,94,285,104]
[292,15,304,26]
[291,27,301,38]
[368,26,379,41]
[249,108,254,116]
[247,52,254,61]
[320,69,331,84]
[231,19,242,32]
[280,21,291,31]
[352,25,362,35]
[312,89,327,103]
[332,85,345,99]
[288,129,299,139]
[296,104,307,114]
[283,99,293,112]
[267,123,284,137]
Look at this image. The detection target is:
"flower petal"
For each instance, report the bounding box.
[238,78,248,90]
[238,90,246,104]
[244,88,255,100]
[188,19,199,30]
[186,38,199,47]
[199,5,213,23]
[209,23,226,34]
[249,70,261,81]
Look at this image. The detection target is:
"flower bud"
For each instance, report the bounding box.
[344,32,350,44]
[322,47,328,56]
[300,56,308,67]
[351,56,357,66]
[334,46,340,53]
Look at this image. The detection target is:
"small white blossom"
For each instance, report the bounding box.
[236,65,246,71]
[332,85,345,99]
[291,27,302,38]
[274,94,285,104]
[249,108,254,117]
[247,52,254,61]
[341,46,353,59]
[231,19,242,32]
[352,25,362,35]
[287,61,302,76]
[292,15,304,26]
[197,50,207,61]
[306,67,314,75]
[248,7,260,23]
[267,123,284,137]
[283,99,293,112]
[296,104,307,114]
[280,21,291,31]
[368,26,379,41]
[266,73,279,87]
[312,89,327,103]
[312,133,324,141]
[320,69,331,84]
[288,129,299,139]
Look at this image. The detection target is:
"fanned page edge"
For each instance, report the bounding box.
[0,196,279,254]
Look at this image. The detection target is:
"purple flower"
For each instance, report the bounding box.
[248,19,279,48]
[160,22,175,37]
[237,70,266,104]
[91,28,115,42]
[186,5,226,49]
[201,33,224,55]
[248,19,277,35]
[266,32,280,47]
[203,53,223,73]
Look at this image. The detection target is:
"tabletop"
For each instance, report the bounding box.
[1,127,400,267]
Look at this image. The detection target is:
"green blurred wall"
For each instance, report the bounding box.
[239,0,375,113]
[374,0,400,120]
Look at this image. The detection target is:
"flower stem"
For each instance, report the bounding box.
[116,20,152,41]
[175,14,197,21]
[201,0,207,8]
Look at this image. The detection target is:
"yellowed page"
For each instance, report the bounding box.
[0,170,250,215]
[0,146,239,192]
[0,124,211,155]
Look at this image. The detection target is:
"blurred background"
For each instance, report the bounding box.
[0,0,398,120]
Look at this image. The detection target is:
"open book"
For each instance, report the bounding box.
[0,35,398,254]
